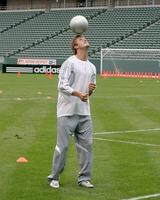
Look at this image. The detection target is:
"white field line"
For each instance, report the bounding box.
[93,94,160,99]
[0,94,160,101]
[0,97,52,101]
[122,193,160,200]
[93,137,160,147]
[94,128,160,135]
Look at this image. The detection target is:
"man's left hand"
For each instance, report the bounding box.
[88,83,96,95]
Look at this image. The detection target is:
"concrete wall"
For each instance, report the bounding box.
[6,0,108,10]
[7,0,81,10]
[7,0,49,9]
[5,0,160,10]
[31,0,48,9]
[7,0,31,9]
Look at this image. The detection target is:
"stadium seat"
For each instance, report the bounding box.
[0,6,160,59]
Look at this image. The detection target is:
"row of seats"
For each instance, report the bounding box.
[0,8,104,56]
[0,6,160,59]
[0,11,44,32]
[113,21,160,48]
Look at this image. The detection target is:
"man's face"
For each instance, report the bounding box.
[75,36,90,50]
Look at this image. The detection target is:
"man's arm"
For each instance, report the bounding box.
[88,83,96,96]
[88,67,96,96]
[58,61,74,95]
[58,62,88,102]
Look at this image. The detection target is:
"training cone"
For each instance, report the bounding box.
[16,97,22,101]
[47,96,52,100]
[17,71,21,77]
[49,73,53,80]
[37,91,42,95]
[16,156,28,163]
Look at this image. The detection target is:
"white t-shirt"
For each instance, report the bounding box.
[57,55,96,118]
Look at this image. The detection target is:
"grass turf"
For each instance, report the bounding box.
[0,73,160,200]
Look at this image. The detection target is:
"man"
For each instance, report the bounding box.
[48,35,96,189]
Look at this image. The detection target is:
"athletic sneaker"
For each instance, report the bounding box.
[47,175,53,182]
[79,181,94,188]
[50,180,59,189]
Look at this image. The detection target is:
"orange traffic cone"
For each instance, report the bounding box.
[16,156,28,163]
[49,73,53,80]
[17,71,21,77]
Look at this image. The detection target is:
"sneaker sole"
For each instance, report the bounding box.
[50,183,59,189]
[78,183,94,188]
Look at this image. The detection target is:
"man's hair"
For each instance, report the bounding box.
[71,35,82,55]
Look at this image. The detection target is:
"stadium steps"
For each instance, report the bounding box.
[1,8,102,57]
[112,19,160,49]
[1,7,160,59]
[89,10,160,58]
[5,8,107,57]
[0,11,45,33]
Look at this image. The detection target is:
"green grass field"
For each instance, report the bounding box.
[0,73,160,200]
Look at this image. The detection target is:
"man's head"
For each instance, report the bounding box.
[71,35,90,55]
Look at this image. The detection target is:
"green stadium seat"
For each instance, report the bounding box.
[0,6,160,60]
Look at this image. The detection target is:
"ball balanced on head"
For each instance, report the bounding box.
[70,15,88,35]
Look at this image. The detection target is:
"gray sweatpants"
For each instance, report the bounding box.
[48,115,93,183]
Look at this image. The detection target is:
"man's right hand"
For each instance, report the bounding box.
[79,93,88,102]
[72,91,88,102]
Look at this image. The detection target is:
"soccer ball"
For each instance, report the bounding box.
[70,15,88,34]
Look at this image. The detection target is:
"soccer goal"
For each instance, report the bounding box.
[100,48,160,74]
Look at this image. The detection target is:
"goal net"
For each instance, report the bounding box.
[100,48,160,74]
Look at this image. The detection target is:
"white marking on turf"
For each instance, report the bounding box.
[47,96,52,100]
[0,97,52,101]
[0,94,160,102]
[94,128,160,135]
[16,97,22,101]
[93,94,160,99]
[93,137,160,147]
[122,193,160,200]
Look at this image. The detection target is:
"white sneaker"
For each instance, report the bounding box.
[79,181,94,188]
[50,180,59,189]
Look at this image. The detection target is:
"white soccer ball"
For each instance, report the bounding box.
[70,15,88,34]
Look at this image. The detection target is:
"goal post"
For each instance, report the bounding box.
[100,48,160,74]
